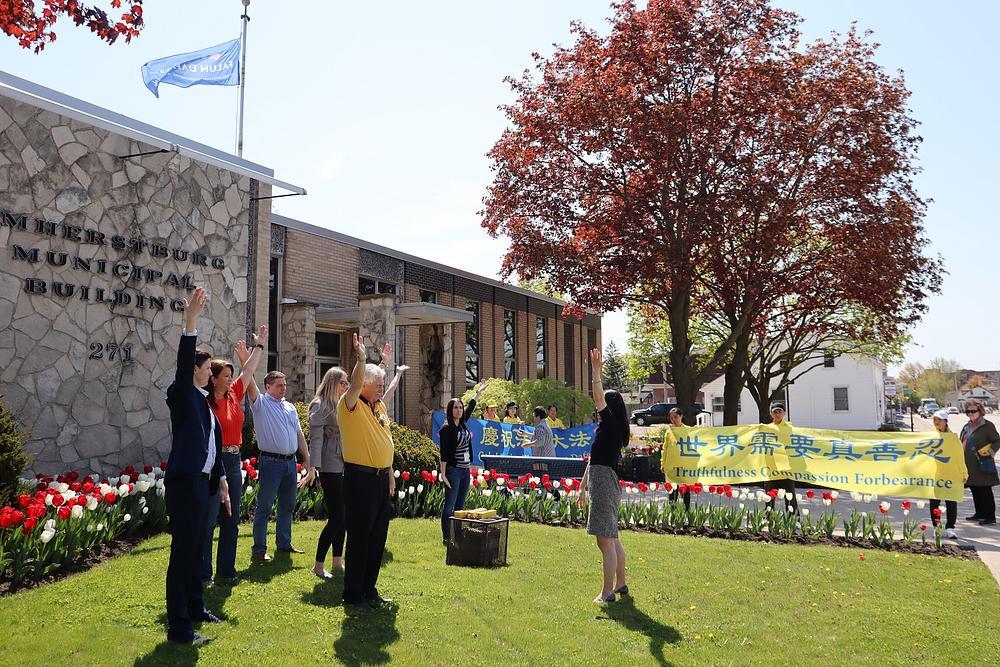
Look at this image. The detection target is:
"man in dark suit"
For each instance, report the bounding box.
[164,287,232,645]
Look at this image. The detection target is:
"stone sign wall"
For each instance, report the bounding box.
[0,93,253,475]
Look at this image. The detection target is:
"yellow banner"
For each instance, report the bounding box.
[661,425,964,501]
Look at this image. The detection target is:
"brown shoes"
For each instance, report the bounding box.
[277,546,305,554]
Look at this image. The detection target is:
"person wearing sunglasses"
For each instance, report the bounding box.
[960,399,999,525]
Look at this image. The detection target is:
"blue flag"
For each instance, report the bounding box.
[141,38,241,98]
[430,412,596,466]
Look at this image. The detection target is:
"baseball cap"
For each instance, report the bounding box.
[932,409,949,421]
[770,402,785,412]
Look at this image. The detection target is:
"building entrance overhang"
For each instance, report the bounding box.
[315,302,474,328]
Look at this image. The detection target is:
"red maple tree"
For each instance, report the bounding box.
[482,0,941,418]
[1,0,143,52]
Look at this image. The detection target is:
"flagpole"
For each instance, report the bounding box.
[236,0,250,157]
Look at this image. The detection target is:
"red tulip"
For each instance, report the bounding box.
[901,501,911,511]
[664,482,673,492]
[104,493,117,504]
[52,494,65,507]
[159,462,168,471]
[24,516,36,530]
[806,490,815,499]
[708,485,716,493]
[507,482,515,491]
[919,524,927,530]
[57,506,71,521]
[472,479,479,487]
[619,480,626,489]
[18,494,30,508]
[402,471,410,481]
[530,481,538,490]
[678,484,688,495]
[144,465,154,474]
[932,507,942,517]
[248,470,258,480]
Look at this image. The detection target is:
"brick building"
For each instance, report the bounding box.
[267,215,602,432]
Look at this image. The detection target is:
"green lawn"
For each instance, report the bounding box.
[1,519,998,666]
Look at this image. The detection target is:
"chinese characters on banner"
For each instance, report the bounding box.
[662,424,965,501]
[430,411,597,466]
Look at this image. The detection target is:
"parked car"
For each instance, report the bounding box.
[918,400,940,418]
[947,406,959,415]
[630,402,705,426]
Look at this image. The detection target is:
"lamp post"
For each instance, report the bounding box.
[236,0,250,157]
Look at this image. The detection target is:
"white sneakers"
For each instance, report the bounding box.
[944,528,958,539]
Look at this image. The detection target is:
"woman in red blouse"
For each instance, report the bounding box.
[201,325,267,584]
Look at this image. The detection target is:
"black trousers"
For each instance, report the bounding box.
[343,466,392,604]
[929,499,957,529]
[165,473,210,640]
[763,479,798,513]
[316,472,346,562]
[970,486,997,521]
[668,489,691,509]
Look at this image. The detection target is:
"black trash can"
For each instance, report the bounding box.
[631,455,650,484]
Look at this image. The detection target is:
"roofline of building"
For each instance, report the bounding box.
[0,69,305,195]
[272,213,580,310]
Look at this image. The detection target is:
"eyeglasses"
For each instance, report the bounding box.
[338,381,350,387]
[965,409,980,415]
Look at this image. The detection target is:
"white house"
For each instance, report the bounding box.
[700,354,887,430]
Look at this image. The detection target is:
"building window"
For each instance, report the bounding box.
[711,397,741,413]
[833,387,850,412]
[267,256,281,372]
[536,317,547,379]
[420,289,437,304]
[824,350,836,368]
[564,322,575,385]
[359,276,396,296]
[315,331,342,391]
[465,300,480,388]
[503,309,516,381]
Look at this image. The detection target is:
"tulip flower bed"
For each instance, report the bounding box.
[3,459,979,591]
[0,520,997,666]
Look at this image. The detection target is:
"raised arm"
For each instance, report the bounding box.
[382,364,409,405]
[343,334,367,411]
[237,324,267,387]
[589,348,606,412]
[235,335,260,403]
[173,287,207,392]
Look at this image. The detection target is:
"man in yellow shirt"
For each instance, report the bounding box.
[338,334,396,611]
[763,402,797,513]
[546,404,567,429]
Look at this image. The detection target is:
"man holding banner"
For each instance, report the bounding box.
[762,403,798,513]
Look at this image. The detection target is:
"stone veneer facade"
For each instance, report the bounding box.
[0,93,258,475]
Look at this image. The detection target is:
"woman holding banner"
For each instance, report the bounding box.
[578,348,630,603]
[502,402,523,424]
[961,399,999,526]
[662,408,691,510]
[929,409,959,539]
[438,379,490,545]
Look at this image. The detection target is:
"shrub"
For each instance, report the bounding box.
[0,396,30,506]
[461,378,595,425]
[238,401,311,461]
[391,422,440,473]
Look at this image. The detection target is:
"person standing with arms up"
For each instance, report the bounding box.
[577,348,630,603]
[308,367,350,579]
[201,325,266,585]
[164,287,230,645]
[439,380,490,545]
[338,334,396,611]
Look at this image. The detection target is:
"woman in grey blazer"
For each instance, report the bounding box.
[308,367,350,579]
[961,399,1000,525]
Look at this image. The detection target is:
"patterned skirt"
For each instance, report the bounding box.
[586,464,620,538]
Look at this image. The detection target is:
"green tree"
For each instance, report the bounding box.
[625,304,672,397]
[0,395,30,506]
[516,276,563,299]
[461,378,594,426]
[602,341,628,392]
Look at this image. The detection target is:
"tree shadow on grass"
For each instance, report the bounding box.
[602,596,681,667]
[333,604,400,666]
[133,640,198,667]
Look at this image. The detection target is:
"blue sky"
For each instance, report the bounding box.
[2,1,996,372]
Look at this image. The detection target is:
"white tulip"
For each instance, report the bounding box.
[118,484,130,497]
[87,497,98,511]
[417,484,424,493]
[142,507,149,514]
[739,502,745,509]
[71,505,83,519]
[44,495,53,506]
[801,508,810,516]
[483,489,492,497]
[96,523,104,531]
[124,514,132,522]
[408,486,415,495]
[552,480,561,489]
[138,497,146,507]
[86,524,94,532]
[879,501,890,512]
[137,481,150,493]
[903,509,909,516]
[56,482,69,494]
[397,491,405,500]
[119,474,130,485]
[394,470,401,478]
[830,490,839,499]
[916,500,926,509]
[40,529,56,544]
[44,519,56,530]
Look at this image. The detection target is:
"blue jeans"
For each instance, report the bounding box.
[252,455,297,554]
[201,452,242,581]
[441,465,471,542]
